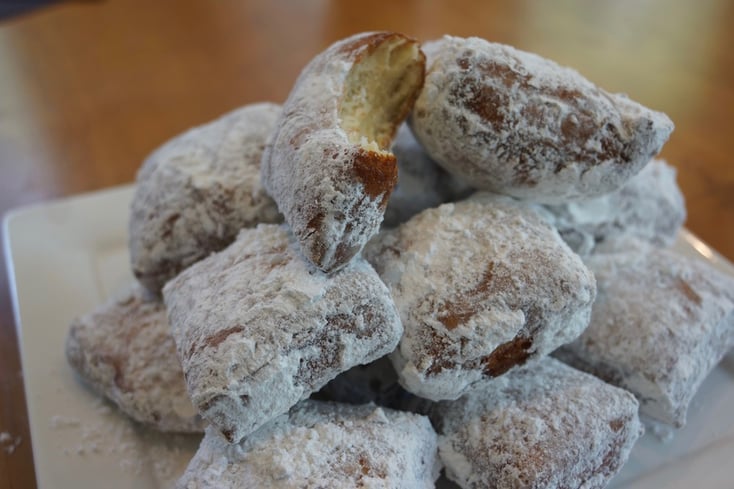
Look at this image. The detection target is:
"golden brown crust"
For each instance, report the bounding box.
[480,335,533,377]
[351,147,398,203]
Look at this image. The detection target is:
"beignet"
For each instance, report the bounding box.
[365,193,596,401]
[410,36,673,203]
[130,103,282,293]
[163,224,402,443]
[432,357,642,489]
[261,32,425,272]
[556,239,734,427]
[176,400,441,489]
[66,283,204,433]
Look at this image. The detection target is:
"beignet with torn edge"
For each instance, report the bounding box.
[540,159,686,255]
[409,36,674,204]
[261,31,425,273]
[364,193,596,401]
[555,238,734,428]
[431,357,642,489]
[65,283,204,433]
[176,400,442,489]
[130,103,282,293]
[163,223,403,443]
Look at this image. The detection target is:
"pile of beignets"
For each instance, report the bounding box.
[66,31,734,489]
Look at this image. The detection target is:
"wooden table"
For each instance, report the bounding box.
[1,0,732,487]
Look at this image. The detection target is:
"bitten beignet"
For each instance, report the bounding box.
[130,103,282,293]
[432,357,642,489]
[163,224,402,443]
[65,283,204,433]
[176,400,441,489]
[410,36,674,203]
[541,159,686,255]
[556,239,734,427]
[365,193,596,401]
[261,31,425,272]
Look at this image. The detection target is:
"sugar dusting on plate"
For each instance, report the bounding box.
[0,431,22,455]
[49,398,201,488]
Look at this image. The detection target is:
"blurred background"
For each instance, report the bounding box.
[1,1,733,487]
[1,0,732,246]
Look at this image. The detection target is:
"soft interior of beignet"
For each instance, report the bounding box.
[340,38,424,151]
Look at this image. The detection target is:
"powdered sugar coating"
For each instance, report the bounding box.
[65,283,204,433]
[382,123,473,228]
[556,240,734,427]
[364,193,596,401]
[261,32,425,273]
[432,357,642,489]
[177,401,441,489]
[410,36,674,203]
[163,224,403,443]
[540,159,686,255]
[130,103,282,293]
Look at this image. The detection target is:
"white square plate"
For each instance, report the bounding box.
[4,185,734,489]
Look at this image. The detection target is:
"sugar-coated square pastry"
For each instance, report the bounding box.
[261,31,425,273]
[432,357,642,489]
[409,36,674,204]
[382,123,473,228]
[65,283,204,433]
[163,224,403,443]
[176,400,442,489]
[540,159,686,255]
[130,103,282,293]
[365,193,596,401]
[556,239,734,427]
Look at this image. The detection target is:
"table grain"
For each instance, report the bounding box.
[1,1,733,487]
